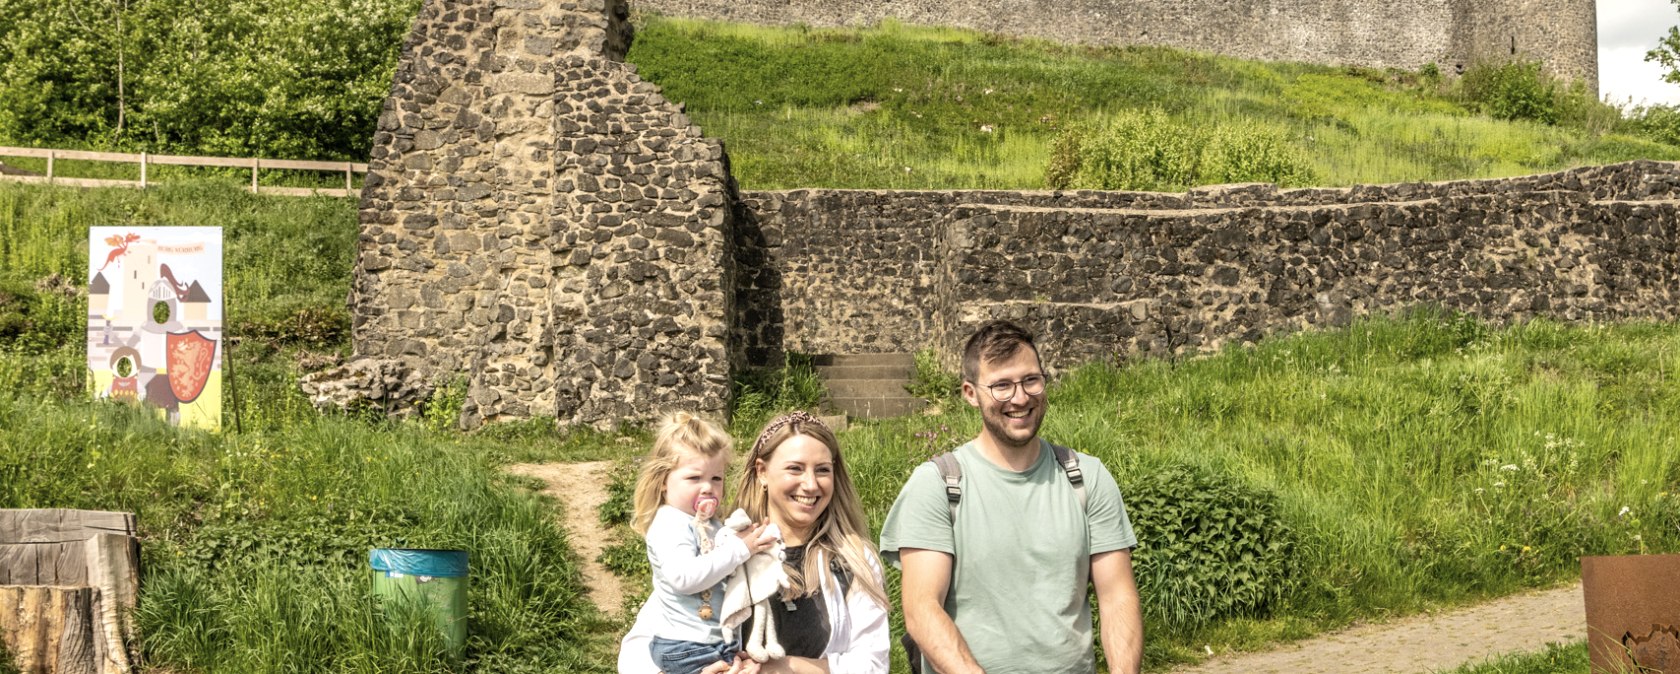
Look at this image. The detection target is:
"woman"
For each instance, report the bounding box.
[620,411,891,674]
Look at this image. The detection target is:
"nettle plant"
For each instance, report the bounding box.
[1123,463,1299,629]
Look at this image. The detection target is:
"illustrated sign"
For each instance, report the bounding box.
[87,227,223,429]
[1583,554,1680,674]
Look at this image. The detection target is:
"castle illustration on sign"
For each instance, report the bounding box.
[87,227,224,429]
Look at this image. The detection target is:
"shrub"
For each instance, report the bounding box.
[1459,61,1557,124]
[1201,120,1318,186]
[1455,60,1614,131]
[1123,462,1299,628]
[1628,103,1680,146]
[1045,108,1316,191]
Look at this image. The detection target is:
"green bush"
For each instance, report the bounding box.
[1455,60,1614,130]
[1123,462,1299,628]
[1045,108,1316,191]
[1628,104,1680,146]
[1458,61,1555,124]
[1201,120,1319,186]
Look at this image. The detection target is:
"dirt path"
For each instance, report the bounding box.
[1171,583,1584,674]
[506,461,628,617]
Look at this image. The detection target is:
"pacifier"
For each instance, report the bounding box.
[693,494,718,519]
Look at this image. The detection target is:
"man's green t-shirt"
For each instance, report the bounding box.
[879,439,1136,674]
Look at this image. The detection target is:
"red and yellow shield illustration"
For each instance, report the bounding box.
[167,330,217,403]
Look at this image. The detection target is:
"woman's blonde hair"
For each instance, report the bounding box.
[631,411,734,536]
[734,411,888,609]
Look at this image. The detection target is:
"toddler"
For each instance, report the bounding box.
[631,412,772,674]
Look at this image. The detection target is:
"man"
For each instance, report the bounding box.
[880,320,1142,674]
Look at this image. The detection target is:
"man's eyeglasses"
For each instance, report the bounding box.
[982,374,1046,402]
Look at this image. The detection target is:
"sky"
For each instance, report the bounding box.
[1600,0,1680,107]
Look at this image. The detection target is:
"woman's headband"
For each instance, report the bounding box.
[750,410,827,457]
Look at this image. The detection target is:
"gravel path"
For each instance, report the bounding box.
[506,460,629,617]
[1170,583,1585,674]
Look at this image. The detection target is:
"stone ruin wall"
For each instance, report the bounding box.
[740,161,1680,370]
[346,0,1654,427]
[635,0,1597,90]
[351,0,738,427]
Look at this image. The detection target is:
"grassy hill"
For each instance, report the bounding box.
[624,16,1680,191]
[6,12,1680,193]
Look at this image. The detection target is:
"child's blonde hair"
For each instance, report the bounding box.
[631,411,734,536]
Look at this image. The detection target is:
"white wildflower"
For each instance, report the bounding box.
[1619,506,1631,518]
[1500,464,1518,472]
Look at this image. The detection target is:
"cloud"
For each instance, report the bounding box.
[1601,0,1676,51]
[1599,0,1680,105]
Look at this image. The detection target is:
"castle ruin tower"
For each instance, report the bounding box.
[1457,0,1598,93]
[351,0,740,427]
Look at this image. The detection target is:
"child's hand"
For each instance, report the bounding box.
[739,520,777,555]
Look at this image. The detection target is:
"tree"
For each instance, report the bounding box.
[1646,2,1680,86]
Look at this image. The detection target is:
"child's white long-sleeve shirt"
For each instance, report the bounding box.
[645,504,750,643]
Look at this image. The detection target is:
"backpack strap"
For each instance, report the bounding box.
[1049,442,1088,510]
[930,452,963,522]
[929,442,1087,523]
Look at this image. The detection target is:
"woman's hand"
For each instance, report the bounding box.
[695,653,763,674]
[753,656,829,673]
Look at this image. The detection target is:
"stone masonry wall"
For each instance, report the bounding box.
[352,0,738,427]
[733,189,1186,362]
[934,192,1680,366]
[636,0,1597,90]
[735,161,1680,365]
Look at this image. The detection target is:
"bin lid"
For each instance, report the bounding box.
[369,548,469,577]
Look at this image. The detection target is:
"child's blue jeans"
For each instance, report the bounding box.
[649,636,737,674]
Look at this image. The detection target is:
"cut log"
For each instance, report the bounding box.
[0,544,87,586]
[0,586,98,674]
[83,535,137,673]
[0,511,140,674]
[0,512,135,545]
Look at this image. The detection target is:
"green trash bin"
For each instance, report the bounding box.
[370,548,468,660]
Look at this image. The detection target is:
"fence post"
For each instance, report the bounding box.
[140,153,148,188]
[251,158,260,194]
[46,150,55,182]
[345,163,353,193]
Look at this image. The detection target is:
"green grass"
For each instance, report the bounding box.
[3,181,1678,671]
[626,16,1680,190]
[1443,642,1589,674]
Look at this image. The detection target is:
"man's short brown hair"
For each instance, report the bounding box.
[961,320,1041,383]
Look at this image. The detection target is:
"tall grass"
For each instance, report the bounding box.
[0,395,613,673]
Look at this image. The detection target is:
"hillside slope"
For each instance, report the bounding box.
[626,16,1679,190]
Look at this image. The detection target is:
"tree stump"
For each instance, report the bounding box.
[0,586,97,674]
[0,511,138,674]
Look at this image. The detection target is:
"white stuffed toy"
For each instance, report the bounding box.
[720,508,790,662]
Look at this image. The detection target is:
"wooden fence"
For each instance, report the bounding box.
[0,145,369,198]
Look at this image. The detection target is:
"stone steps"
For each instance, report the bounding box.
[813,353,927,419]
